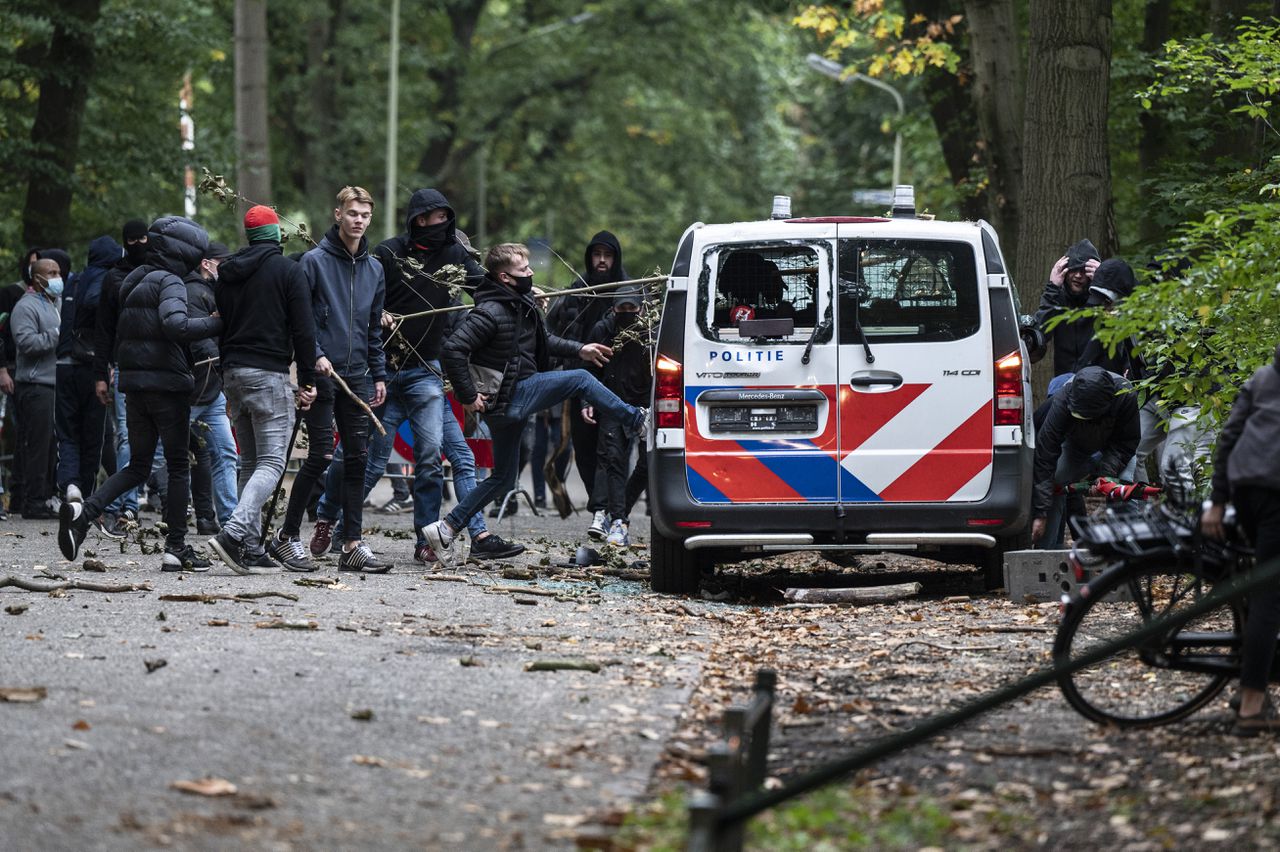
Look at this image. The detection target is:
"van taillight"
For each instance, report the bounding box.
[994,351,1023,426]
[655,355,684,429]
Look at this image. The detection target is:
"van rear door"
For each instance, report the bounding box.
[834,235,994,502]
[682,236,838,504]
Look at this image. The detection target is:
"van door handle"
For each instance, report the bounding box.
[848,371,903,389]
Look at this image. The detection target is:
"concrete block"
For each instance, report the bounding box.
[1003,549,1113,603]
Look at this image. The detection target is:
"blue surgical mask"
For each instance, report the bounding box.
[45,277,64,297]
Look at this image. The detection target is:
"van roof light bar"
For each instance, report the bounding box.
[891,185,916,219]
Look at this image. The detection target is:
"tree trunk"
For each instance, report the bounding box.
[1137,0,1173,245]
[21,0,105,249]
[303,0,341,216]
[1016,0,1113,394]
[235,0,272,206]
[964,0,1024,276]
[903,0,987,224]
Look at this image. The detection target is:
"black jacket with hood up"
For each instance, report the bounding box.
[442,275,581,417]
[1071,259,1143,379]
[1028,238,1102,376]
[374,188,485,369]
[215,241,318,388]
[546,231,627,372]
[1032,366,1141,516]
[115,216,223,395]
[61,236,121,364]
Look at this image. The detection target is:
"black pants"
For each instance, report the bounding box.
[15,381,54,514]
[1236,485,1280,691]
[84,391,191,550]
[625,438,648,517]
[190,424,215,526]
[282,375,371,542]
[569,403,600,510]
[595,414,636,522]
[54,363,106,494]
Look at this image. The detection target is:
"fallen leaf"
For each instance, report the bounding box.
[207,619,229,627]
[350,708,374,721]
[82,559,107,573]
[171,777,237,797]
[72,720,91,731]
[4,604,28,615]
[352,755,387,767]
[144,659,167,674]
[0,687,47,703]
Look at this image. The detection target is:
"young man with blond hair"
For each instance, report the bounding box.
[270,186,390,573]
[423,243,648,563]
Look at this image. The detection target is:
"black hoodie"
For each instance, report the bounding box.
[1032,366,1141,516]
[374,188,485,368]
[60,236,121,363]
[1028,238,1102,375]
[1072,259,1143,378]
[215,241,318,388]
[546,230,628,377]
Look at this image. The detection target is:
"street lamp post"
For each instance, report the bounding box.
[806,53,904,195]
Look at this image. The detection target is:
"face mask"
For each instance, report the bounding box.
[411,220,450,251]
[126,242,147,265]
[45,277,64,297]
[508,274,534,294]
[615,311,639,327]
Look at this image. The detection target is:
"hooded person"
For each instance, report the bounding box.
[1072,259,1142,376]
[91,218,155,536]
[60,216,223,573]
[205,205,318,575]
[545,230,630,537]
[1023,238,1103,376]
[54,236,122,507]
[1031,366,1142,547]
[306,188,510,566]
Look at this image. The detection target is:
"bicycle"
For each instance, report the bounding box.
[1052,487,1257,728]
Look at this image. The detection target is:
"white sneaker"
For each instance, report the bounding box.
[587,510,608,541]
[65,484,83,504]
[421,520,457,566]
[605,518,630,546]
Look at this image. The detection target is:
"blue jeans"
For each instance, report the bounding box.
[223,369,295,546]
[104,374,139,515]
[1040,440,1139,549]
[441,396,487,539]
[190,392,238,524]
[445,370,641,532]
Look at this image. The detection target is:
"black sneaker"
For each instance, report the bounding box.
[162,544,212,573]
[338,542,392,574]
[197,519,220,536]
[94,513,128,541]
[470,533,526,560]
[243,547,278,570]
[58,501,89,561]
[270,533,316,572]
[208,530,250,575]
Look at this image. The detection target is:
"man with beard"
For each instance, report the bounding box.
[270,186,390,573]
[307,188,520,564]
[0,248,41,516]
[92,219,151,537]
[12,256,64,518]
[547,231,628,538]
[59,216,223,571]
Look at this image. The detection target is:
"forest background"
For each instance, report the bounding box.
[2,0,1277,409]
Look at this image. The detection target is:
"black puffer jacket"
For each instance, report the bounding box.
[1032,366,1141,517]
[546,230,627,371]
[94,252,146,381]
[116,217,222,394]
[184,270,221,406]
[375,188,485,369]
[442,276,581,416]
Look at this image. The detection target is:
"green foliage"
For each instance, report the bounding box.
[615,783,959,851]
[1087,203,1280,422]
[794,2,962,77]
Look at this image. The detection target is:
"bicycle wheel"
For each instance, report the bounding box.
[1054,560,1242,728]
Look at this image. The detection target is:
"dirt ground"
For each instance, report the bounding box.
[647,552,1280,850]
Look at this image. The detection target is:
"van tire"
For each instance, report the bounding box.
[650,527,703,595]
[980,530,1031,591]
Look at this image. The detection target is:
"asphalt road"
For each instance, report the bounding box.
[0,486,700,851]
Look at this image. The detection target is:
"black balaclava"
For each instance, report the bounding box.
[122,219,148,265]
[411,217,451,252]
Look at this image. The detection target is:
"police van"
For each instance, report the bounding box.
[647,188,1033,594]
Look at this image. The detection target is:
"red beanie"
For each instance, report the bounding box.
[244,205,281,242]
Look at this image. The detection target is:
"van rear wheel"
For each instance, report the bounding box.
[650,527,704,595]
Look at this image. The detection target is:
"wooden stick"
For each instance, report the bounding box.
[0,575,152,594]
[388,275,669,323]
[328,372,387,436]
[782,582,922,605]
